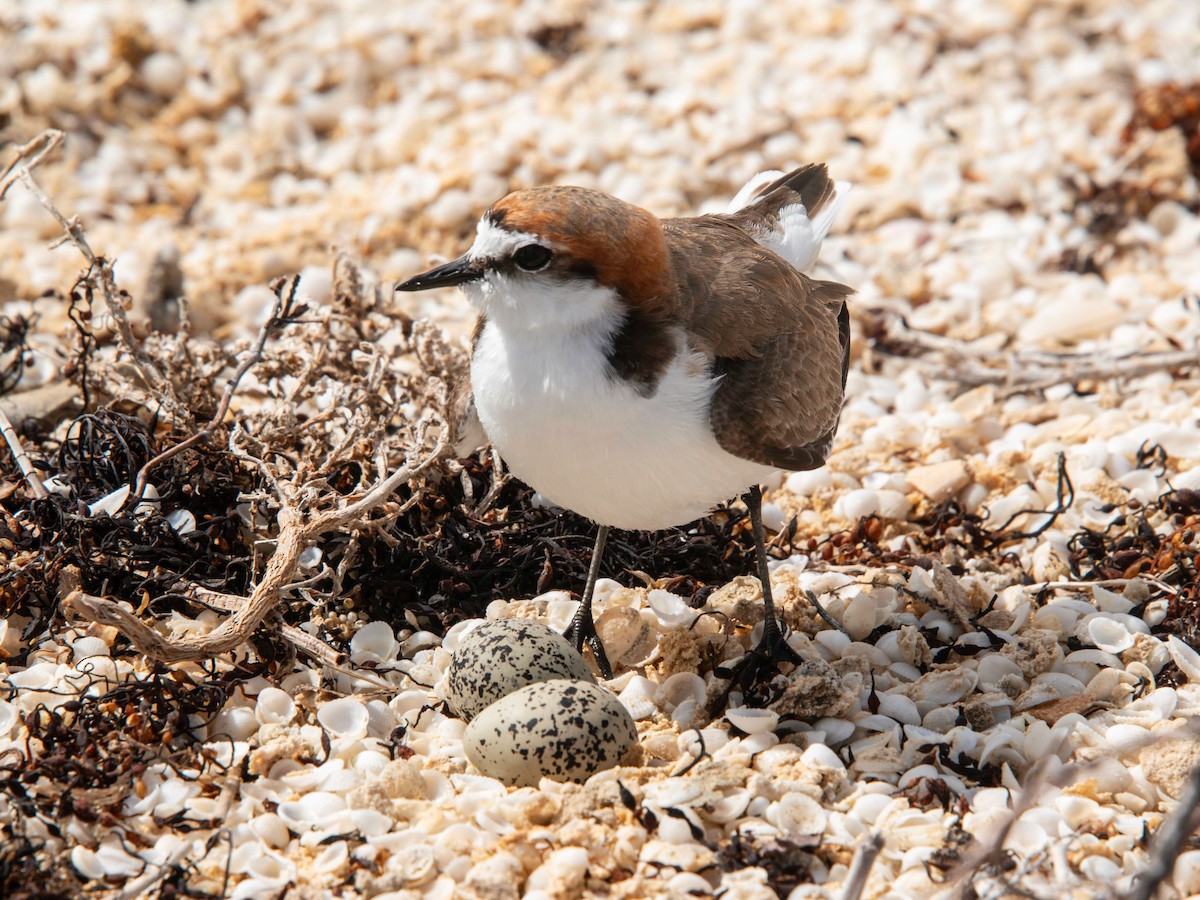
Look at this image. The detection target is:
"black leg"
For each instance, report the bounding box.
[565,524,613,679]
[711,485,802,713]
[749,486,779,637]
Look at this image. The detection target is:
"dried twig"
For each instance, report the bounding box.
[0,129,64,199]
[279,623,345,667]
[1125,762,1200,900]
[876,317,1200,392]
[472,447,511,516]
[115,841,192,900]
[0,407,48,500]
[1028,576,1177,596]
[806,588,850,635]
[946,758,1083,898]
[841,831,885,900]
[0,129,176,407]
[131,274,303,499]
[173,581,344,666]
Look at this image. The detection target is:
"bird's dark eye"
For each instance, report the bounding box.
[513,244,553,271]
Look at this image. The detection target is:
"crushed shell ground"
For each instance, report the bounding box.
[3,0,1200,898]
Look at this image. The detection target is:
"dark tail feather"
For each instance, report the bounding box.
[730,163,837,223]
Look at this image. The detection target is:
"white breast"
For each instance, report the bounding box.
[470,318,776,531]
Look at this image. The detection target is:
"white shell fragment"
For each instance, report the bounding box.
[725,707,780,735]
[463,680,636,786]
[318,697,369,740]
[70,635,111,660]
[43,474,72,497]
[1168,637,1200,683]
[165,509,197,534]
[134,483,161,515]
[350,621,399,663]
[88,484,130,517]
[445,619,595,721]
[255,687,296,725]
[1087,617,1135,654]
[647,589,696,627]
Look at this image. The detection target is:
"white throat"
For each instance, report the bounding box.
[463,219,623,333]
[463,276,622,334]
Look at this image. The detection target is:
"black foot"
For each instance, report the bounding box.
[710,621,803,715]
[565,606,613,680]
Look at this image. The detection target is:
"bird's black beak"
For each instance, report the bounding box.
[395,255,482,292]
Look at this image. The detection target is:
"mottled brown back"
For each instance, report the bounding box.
[662,216,852,471]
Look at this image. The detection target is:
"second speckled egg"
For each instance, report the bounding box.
[464,679,637,786]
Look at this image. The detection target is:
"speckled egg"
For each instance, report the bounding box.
[464,680,637,787]
[445,618,595,721]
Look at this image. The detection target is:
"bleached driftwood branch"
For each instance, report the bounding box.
[64,417,449,662]
[1125,760,1200,900]
[877,316,1200,392]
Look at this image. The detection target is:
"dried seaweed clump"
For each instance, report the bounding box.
[1125,80,1200,174]
[0,662,243,899]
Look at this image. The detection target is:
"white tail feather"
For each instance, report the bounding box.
[725,170,787,213]
[776,179,850,272]
[727,171,852,273]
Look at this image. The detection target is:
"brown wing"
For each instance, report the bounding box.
[709,284,850,470]
[662,217,851,472]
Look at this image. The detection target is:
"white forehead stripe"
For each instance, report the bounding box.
[469,220,541,262]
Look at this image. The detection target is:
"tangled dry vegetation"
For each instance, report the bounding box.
[0,133,807,897]
[0,132,461,896]
[2,130,462,653]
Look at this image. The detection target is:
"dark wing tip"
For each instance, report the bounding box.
[757,439,832,472]
[838,296,851,391]
[752,163,836,218]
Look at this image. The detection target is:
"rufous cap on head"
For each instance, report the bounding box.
[486,186,675,316]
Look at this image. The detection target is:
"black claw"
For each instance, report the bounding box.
[709,484,802,714]
[710,621,801,715]
[565,607,613,680]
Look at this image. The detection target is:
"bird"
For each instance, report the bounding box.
[397,164,852,705]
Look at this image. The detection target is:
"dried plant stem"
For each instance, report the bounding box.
[840,831,885,900]
[1125,763,1200,900]
[471,448,511,516]
[132,275,300,499]
[0,407,48,500]
[279,624,345,666]
[0,129,64,198]
[806,589,850,635]
[64,421,449,661]
[945,758,1071,897]
[116,842,192,900]
[176,581,344,665]
[1030,576,1177,596]
[0,128,176,407]
[877,317,1200,391]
